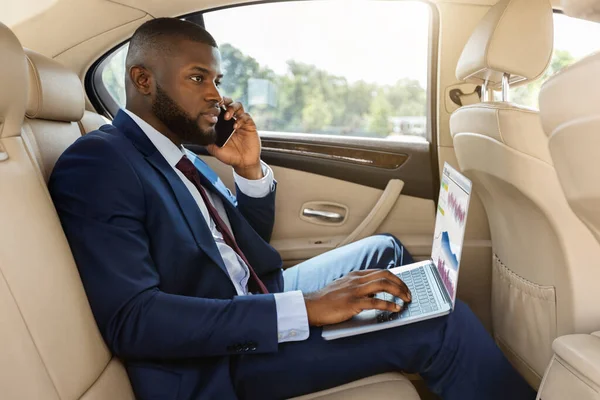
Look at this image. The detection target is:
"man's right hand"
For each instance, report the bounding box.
[303,269,412,327]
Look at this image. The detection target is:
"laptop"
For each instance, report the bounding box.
[322,163,472,340]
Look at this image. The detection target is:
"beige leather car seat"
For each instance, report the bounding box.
[450,0,600,388]
[539,50,600,243]
[79,110,111,134]
[22,48,109,182]
[1,22,421,400]
[0,21,136,400]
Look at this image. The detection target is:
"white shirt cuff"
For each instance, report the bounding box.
[233,160,275,198]
[273,290,310,343]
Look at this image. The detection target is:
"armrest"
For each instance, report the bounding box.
[552,333,600,385]
[537,333,600,400]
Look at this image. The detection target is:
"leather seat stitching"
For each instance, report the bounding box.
[453,132,554,167]
[25,56,43,119]
[495,108,506,143]
[77,357,115,399]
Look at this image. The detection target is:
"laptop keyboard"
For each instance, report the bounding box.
[376,267,439,323]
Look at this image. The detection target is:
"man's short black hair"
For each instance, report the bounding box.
[126,18,217,67]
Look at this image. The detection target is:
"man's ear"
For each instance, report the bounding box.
[129,65,153,96]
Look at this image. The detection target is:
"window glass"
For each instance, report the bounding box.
[102,43,128,107]
[507,13,600,107]
[204,0,431,140]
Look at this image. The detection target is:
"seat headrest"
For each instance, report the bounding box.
[0,22,28,139]
[562,0,600,23]
[539,51,600,138]
[456,0,554,89]
[25,49,85,122]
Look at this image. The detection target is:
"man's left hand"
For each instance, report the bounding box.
[207,97,263,180]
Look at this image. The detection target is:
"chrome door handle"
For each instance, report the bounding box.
[302,208,344,223]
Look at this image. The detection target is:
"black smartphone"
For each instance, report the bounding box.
[214,106,236,148]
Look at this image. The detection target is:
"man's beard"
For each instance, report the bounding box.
[152,84,217,146]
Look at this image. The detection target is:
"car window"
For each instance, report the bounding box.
[506,13,600,107]
[99,0,432,141]
[203,0,431,141]
[102,43,128,108]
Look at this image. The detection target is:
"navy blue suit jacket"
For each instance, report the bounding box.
[49,110,285,399]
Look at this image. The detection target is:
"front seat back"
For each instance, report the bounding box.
[0,21,135,400]
[539,51,600,243]
[450,0,600,388]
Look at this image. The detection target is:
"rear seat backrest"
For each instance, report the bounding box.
[22,49,110,180]
[80,110,111,134]
[22,49,95,181]
[0,21,134,399]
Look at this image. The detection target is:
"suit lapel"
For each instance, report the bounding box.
[113,111,230,278]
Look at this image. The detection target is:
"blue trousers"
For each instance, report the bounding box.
[234,234,536,400]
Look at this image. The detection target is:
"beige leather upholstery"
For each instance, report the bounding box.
[22,49,87,181]
[451,0,600,388]
[22,49,113,182]
[539,51,600,244]
[0,22,28,140]
[25,49,85,122]
[537,332,600,400]
[552,332,600,386]
[290,373,420,400]
[455,0,553,89]
[79,111,110,134]
[0,20,135,400]
[21,49,108,180]
[451,102,553,163]
[561,0,600,22]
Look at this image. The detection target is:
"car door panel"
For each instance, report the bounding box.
[259,132,436,199]
[198,152,435,268]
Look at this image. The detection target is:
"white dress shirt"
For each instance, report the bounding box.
[123,109,309,343]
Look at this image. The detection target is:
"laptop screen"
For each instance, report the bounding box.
[430,163,472,306]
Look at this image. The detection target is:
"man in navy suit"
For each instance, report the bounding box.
[49,18,535,400]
